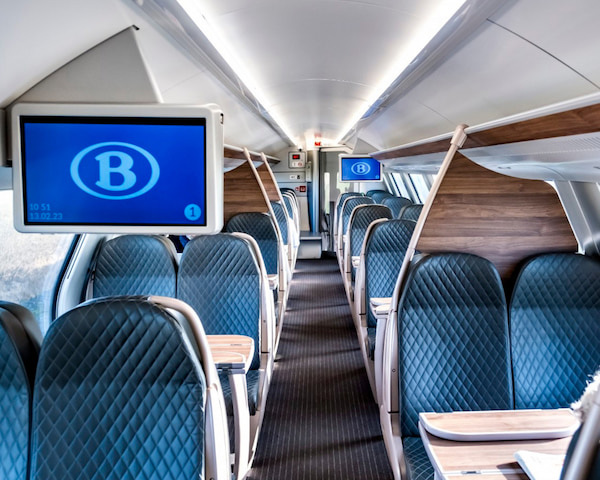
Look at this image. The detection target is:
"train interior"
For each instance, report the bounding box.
[1,0,600,479]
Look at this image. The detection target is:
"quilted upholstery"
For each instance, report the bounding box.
[178,234,261,369]
[398,253,512,437]
[31,297,206,480]
[336,193,360,231]
[271,201,289,245]
[282,195,294,219]
[403,437,435,480]
[366,327,376,360]
[341,197,374,235]
[365,220,415,328]
[399,204,423,222]
[371,191,394,204]
[226,213,279,276]
[365,189,387,198]
[0,303,37,480]
[92,235,177,298]
[349,205,392,257]
[382,196,412,218]
[219,370,261,417]
[510,253,600,409]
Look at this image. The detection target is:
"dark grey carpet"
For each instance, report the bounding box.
[247,258,393,480]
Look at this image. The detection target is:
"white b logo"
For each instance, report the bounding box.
[71,142,160,200]
[351,162,371,176]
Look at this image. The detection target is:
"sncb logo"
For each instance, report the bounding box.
[71,142,160,200]
[351,162,371,176]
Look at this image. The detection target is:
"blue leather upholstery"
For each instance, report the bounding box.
[510,253,600,409]
[341,197,374,236]
[399,204,423,222]
[271,201,289,245]
[0,302,42,480]
[366,327,376,360]
[226,213,279,276]
[371,191,394,204]
[219,370,261,417]
[398,253,512,437]
[92,235,177,298]
[178,234,262,370]
[349,205,393,258]
[366,189,387,198]
[336,193,361,232]
[402,437,435,480]
[282,195,294,219]
[365,220,415,329]
[31,297,207,480]
[382,196,412,218]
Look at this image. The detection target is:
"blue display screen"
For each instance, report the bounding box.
[340,156,381,182]
[20,116,207,227]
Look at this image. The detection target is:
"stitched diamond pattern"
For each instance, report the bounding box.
[365,220,415,329]
[31,297,206,480]
[399,205,423,222]
[342,197,374,235]
[366,189,387,198]
[0,318,29,480]
[511,253,600,409]
[219,370,261,417]
[93,235,176,298]
[226,213,279,275]
[403,437,434,480]
[336,193,360,227]
[178,235,261,369]
[371,191,394,204]
[271,202,289,245]
[282,196,294,219]
[349,206,392,257]
[398,253,512,436]
[382,197,412,218]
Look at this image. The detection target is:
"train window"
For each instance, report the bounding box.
[390,173,413,199]
[0,190,74,333]
[408,173,431,202]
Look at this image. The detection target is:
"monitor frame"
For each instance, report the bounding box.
[338,154,382,182]
[10,102,224,234]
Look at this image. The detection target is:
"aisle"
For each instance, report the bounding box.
[247,258,393,480]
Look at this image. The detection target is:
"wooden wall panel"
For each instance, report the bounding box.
[256,163,281,202]
[417,154,577,282]
[223,161,270,225]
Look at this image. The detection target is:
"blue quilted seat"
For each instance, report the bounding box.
[382,196,412,218]
[335,192,361,235]
[270,201,289,245]
[366,189,388,198]
[510,253,600,409]
[371,191,394,204]
[220,370,261,416]
[90,235,177,298]
[341,197,375,237]
[226,213,279,277]
[399,204,423,222]
[0,301,42,480]
[398,253,512,479]
[31,297,210,480]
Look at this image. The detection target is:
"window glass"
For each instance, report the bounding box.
[390,173,412,199]
[0,190,74,333]
[409,174,430,203]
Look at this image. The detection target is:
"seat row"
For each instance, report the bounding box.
[378,251,600,479]
[0,295,233,480]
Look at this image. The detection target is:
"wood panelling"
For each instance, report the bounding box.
[256,163,281,202]
[417,154,577,282]
[464,102,600,149]
[223,160,270,224]
[372,137,451,160]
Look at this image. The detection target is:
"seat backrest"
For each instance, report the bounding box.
[366,189,388,198]
[510,253,600,409]
[371,191,394,204]
[349,205,393,259]
[340,196,374,237]
[0,301,42,480]
[90,235,177,298]
[178,234,261,370]
[270,201,289,245]
[282,194,294,220]
[335,192,360,235]
[398,253,512,437]
[399,204,423,222]
[382,196,412,218]
[226,213,279,276]
[31,297,210,480]
[364,220,415,329]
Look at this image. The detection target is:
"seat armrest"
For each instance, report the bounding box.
[371,303,390,320]
[268,274,279,291]
[370,296,392,306]
[352,256,360,268]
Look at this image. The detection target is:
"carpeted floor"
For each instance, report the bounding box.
[247,258,393,480]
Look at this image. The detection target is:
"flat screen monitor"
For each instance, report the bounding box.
[11,103,224,234]
[339,155,381,182]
